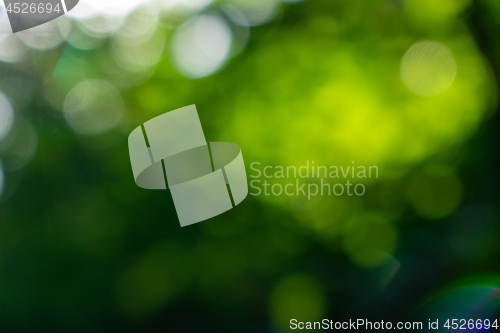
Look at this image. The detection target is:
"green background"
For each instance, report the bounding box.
[0,0,499,331]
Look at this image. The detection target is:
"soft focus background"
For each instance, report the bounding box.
[0,0,499,331]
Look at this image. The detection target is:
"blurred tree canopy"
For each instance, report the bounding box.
[0,0,498,332]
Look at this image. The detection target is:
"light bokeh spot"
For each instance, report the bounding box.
[171,14,232,79]
[401,41,457,96]
[116,245,173,316]
[224,0,279,26]
[343,213,398,267]
[67,0,155,19]
[0,18,29,63]
[0,159,4,198]
[110,28,166,73]
[17,20,64,50]
[0,116,38,171]
[63,79,124,135]
[161,0,212,11]
[407,166,463,219]
[270,275,327,328]
[0,92,14,141]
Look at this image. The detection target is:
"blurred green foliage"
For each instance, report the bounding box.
[0,0,498,332]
